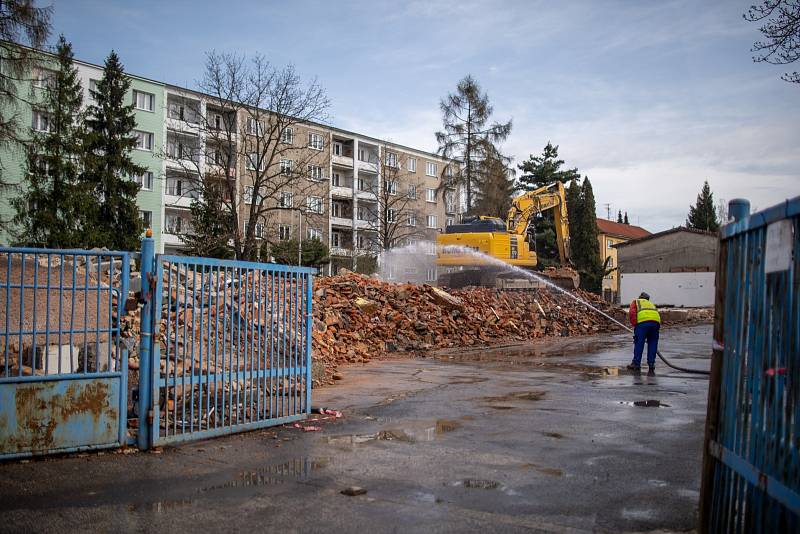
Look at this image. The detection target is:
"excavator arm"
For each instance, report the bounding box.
[506,181,571,264]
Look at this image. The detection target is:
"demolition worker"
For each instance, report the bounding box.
[626,291,661,376]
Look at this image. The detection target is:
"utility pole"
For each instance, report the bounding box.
[604,203,611,220]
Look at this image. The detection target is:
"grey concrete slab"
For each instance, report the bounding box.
[0,325,711,533]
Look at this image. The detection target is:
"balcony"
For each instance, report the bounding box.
[330,216,353,228]
[332,154,353,168]
[357,160,378,174]
[330,247,354,258]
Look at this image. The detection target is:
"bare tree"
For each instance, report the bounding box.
[745,1,800,83]
[362,144,427,251]
[0,0,52,230]
[167,51,330,260]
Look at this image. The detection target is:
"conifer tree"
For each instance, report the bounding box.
[686,180,720,232]
[516,142,579,266]
[566,177,605,292]
[616,210,623,223]
[82,51,144,250]
[12,36,89,247]
[623,212,629,225]
[436,75,511,212]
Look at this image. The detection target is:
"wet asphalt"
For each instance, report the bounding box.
[0,324,711,533]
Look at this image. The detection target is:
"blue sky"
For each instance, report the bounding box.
[54,0,798,231]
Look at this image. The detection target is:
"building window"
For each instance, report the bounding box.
[384,180,397,195]
[445,164,453,177]
[331,231,342,248]
[246,117,264,136]
[307,132,324,150]
[426,162,437,177]
[357,234,367,249]
[332,202,343,218]
[246,152,264,171]
[426,188,436,203]
[407,213,416,227]
[133,90,155,112]
[165,214,184,234]
[306,196,323,214]
[407,184,417,199]
[32,67,56,89]
[281,127,294,144]
[280,191,293,209]
[134,130,154,151]
[408,158,416,172]
[426,268,436,282]
[212,113,222,130]
[357,206,368,221]
[139,210,152,228]
[307,165,324,181]
[279,224,291,241]
[88,79,99,100]
[426,215,437,228]
[426,241,436,255]
[385,152,397,168]
[307,227,322,240]
[331,172,341,187]
[446,216,455,227]
[243,185,254,204]
[386,208,396,223]
[358,176,369,191]
[333,142,342,156]
[31,110,52,133]
[132,171,153,191]
[280,159,293,175]
[607,239,614,249]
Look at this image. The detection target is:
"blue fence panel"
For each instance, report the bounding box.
[702,197,800,532]
[144,253,314,446]
[0,248,131,458]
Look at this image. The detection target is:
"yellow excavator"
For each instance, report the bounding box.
[436,181,577,289]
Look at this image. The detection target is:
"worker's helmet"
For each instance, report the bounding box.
[639,291,650,300]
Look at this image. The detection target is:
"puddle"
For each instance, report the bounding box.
[462,479,500,489]
[128,498,194,513]
[621,507,656,520]
[326,419,462,445]
[620,400,671,408]
[448,376,489,385]
[543,432,564,439]
[482,390,546,403]
[648,479,668,487]
[199,457,328,493]
[486,405,514,410]
[520,463,564,477]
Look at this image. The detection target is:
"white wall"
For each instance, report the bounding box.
[620,272,715,308]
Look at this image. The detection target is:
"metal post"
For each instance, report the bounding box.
[138,232,154,450]
[728,199,750,223]
[298,209,303,266]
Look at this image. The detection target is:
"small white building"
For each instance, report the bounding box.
[616,227,718,308]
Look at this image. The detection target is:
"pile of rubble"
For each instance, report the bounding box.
[311,272,620,384]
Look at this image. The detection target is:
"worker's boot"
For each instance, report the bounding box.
[626,363,641,373]
[647,366,656,377]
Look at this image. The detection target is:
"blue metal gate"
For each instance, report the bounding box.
[0,247,131,459]
[700,196,800,532]
[138,237,314,447]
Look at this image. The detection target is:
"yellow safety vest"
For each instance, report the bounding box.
[636,299,661,324]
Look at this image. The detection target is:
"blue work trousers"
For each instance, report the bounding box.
[632,321,660,367]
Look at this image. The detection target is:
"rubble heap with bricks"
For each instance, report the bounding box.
[311,272,622,384]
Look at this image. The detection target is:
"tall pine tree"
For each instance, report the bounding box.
[435,75,511,212]
[623,212,629,225]
[516,142,579,266]
[616,210,623,223]
[12,36,90,247]
[686,180,720,232]
[83,51,144,250]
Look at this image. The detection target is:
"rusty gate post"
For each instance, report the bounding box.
[138,232,155,450]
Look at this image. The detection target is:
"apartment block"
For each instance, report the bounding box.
[0,48,460,278]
